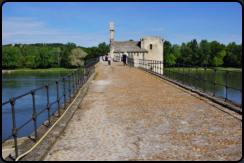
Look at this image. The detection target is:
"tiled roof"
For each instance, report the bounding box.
[114,41,148,53]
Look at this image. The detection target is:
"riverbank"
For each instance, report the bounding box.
[163,67,242,72]
[2,68,78,73]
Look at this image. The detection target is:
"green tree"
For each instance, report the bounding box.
[2,46,21,69]
[224,42,242,67]
[197,39,211,66]
[163,40,172,62]
[209,41,225,66]
[52,47,62,66]
[190,39,198,65]
[60,50,71,68]
[212,50,226,67]
[171,44,181,63]
[65,42,76,52]
[98,42,110,56]
[165,53,176,64]
[180,42,193,64]
[38,45,54,68]
[235,44,242,67]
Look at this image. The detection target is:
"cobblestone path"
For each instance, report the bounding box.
[44,61,242,161]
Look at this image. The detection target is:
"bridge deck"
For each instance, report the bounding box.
[44,61,242,161]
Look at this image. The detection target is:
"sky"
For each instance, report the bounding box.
[2,2,242,47]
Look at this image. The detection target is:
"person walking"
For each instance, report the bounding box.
[107,53,111,65]
[122,53,128,66]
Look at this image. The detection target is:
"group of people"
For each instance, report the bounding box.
[104,53,128,66]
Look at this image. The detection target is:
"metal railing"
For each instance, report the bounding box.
[2,57,99,158]
[127,58,134,67]
[139,59,242,108]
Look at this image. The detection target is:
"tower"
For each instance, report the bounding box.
[110,22,115,58]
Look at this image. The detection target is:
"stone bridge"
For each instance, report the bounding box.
[4,61,241,161]
[44,61,242,161]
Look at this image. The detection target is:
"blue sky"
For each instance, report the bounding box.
[2,2,242,47]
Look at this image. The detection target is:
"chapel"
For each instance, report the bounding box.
[109,22,164,66]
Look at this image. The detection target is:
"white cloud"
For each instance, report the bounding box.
[2,17,110,47]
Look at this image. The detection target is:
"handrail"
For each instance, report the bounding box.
[138,59,242,109]
[2,57,99,159]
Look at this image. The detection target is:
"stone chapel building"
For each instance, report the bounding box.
[109,22,164,67]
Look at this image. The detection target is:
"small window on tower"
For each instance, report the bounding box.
[150,44,152,49]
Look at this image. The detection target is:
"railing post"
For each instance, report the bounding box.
[214,69,217,96]
[150,60,152,72]
[183,64,185,84]
[169,62,170,79]
[160,61,161,75]
[241,89,242,108]
[165,62,167,77]
[68,74,71,103]
[178,63,179,82]
[79,68,82,88]
[156,60,158,74]
[152,60,154,72]
[56,80,61,117]
[158,61,159,74]
[173,63,175,80]
[72,72,75,97]
[204,67,206,92]
[30,89,38,142]
[9,98,18,158]
[75,70,77,96]
[226,70,229,101]
[77,69,80,88]
[63,77,66,110]
[189,65,191,85]
[154,60,156,73]
[195,66,198,89]
[46,84,51,127]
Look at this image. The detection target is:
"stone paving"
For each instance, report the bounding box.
[44,61,242,161]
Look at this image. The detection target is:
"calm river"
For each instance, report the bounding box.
[2,69,242,141]
[2,70,77,141]
[163,69,242,104]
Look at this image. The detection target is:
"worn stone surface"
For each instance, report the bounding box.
[44,61,242,161]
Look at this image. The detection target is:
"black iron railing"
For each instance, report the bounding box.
[127,58,134,67]
[139,59,242,108]
[2,57,99,158]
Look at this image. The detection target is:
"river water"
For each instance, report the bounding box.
[2,70,78,141]
[163,69,242,104]
[2,69,242,141]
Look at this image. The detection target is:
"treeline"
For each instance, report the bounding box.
[163,39,242,67]
[2,42,109,69]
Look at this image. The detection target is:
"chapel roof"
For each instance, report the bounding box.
[114,41,148,53]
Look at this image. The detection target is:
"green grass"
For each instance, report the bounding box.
[164,67,242,71]
[93,72,98,80]
[6,68,77,72]
[77,105,81,109]
[11,144,19,148]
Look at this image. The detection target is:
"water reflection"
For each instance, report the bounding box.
[163,69,242,104]
[2,70,80,141]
